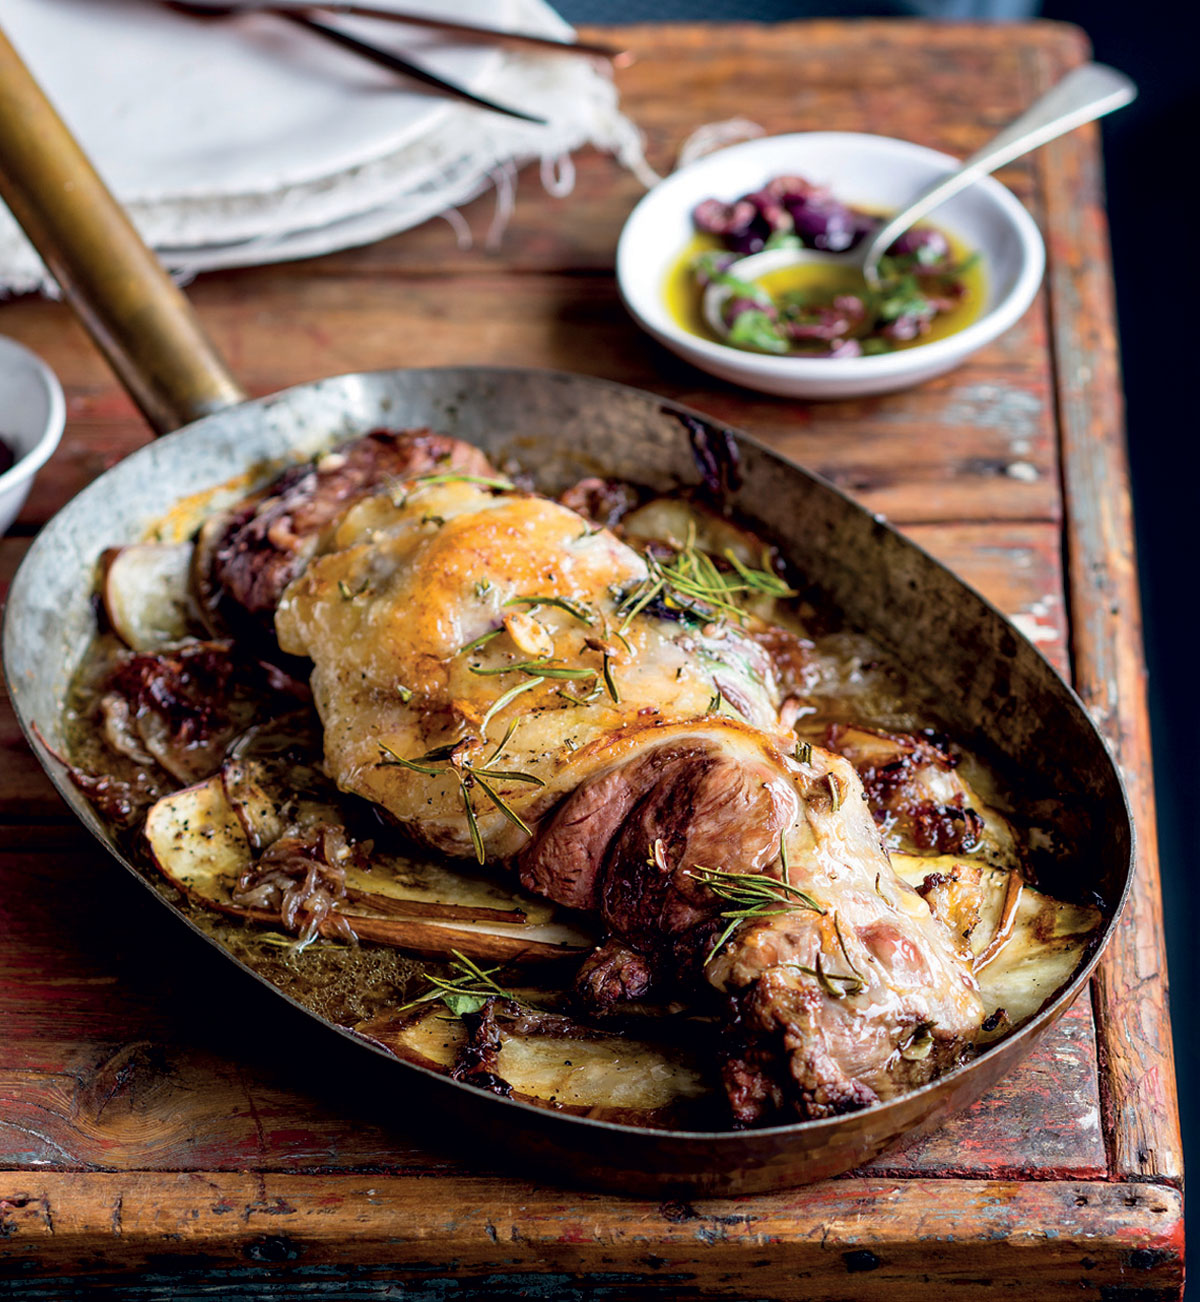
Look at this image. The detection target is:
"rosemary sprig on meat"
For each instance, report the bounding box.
[831,911,865,984]
[787,951,866,999]
[557,681,604,707]
[377,741,544,863]
[504,594,595,626]
[600,648,621,704]
[616,534,796,631]
[460,628,502,655]
[479,677,545,739]
[468,657,596,681]
[398,949,518,1017]
[684,855,825,965]
[411,472,516,491]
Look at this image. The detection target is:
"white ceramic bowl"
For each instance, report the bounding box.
[0,335,65,536]
[616,132,1045,400]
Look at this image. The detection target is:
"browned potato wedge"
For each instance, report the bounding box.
[359,1002,712,1126]
[143,777,590,963]
[102,542,196,650]
[891,852,1100,1037]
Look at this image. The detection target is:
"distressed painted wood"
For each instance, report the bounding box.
[6,290,1058,532]
[0,1172,1183,1299]
[0,17,1181,1297]
[1028,53,1182,1184]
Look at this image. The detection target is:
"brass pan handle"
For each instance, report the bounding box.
[0,25,246,435]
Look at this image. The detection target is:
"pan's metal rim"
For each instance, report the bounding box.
[1,362,1135,1148]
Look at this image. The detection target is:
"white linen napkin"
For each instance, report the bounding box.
[0,0,655,294]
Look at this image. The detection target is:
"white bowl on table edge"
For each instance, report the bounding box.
[0,335,66,537]
[616,131,1046,401]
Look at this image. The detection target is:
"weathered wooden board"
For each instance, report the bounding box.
[0,1172,1183,1299]
[0,17,1181,1299]
[6,285,1058,532]
[1029,62,1182,1182]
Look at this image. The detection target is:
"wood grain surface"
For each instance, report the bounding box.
[0,18,1182,1299]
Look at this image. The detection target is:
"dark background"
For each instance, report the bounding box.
[561,0,1198,1223]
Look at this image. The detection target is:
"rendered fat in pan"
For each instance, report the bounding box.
[0,25,1131,1194]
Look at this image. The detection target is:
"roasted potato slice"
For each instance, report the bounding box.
[143,777,590,963]
[101,542,196,651]
[359,1001,712,1126]
[891,853,1100,1037]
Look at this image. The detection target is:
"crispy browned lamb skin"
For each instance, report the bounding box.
[195,428,492,635]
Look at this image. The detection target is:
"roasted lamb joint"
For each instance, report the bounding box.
[704,747,985,1123]
[275,477,783,861]
[264,432,983,1121]
[525,726,985,1120]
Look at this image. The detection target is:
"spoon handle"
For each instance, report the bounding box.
[862,63,1136,279]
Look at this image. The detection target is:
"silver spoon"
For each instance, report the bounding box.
[703,62,1136,339]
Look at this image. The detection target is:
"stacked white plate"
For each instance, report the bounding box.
[0,0,650,294]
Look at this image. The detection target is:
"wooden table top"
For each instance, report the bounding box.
[0,19,1183,1301]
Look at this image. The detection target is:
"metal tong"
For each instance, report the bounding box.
[170,2,633,126]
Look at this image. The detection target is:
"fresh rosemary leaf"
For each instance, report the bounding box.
[472,774,533,836]
[460,627,502,655]
[616,575,666,632]
[793,739,813,765]
[723,548,797,597]
[461,783,486,864]
[485,718,520,766]
[412,472,515,491]
[705,916,741,967]
[832,911,865,982]
[468,658,595,680]
[470,767,545,787]
[479,677,545,739]
[376,743,445,777]
[557,682,604,706]
[785,953,864,999]
[337,577,369,600]
[827,773,843,812]
[601,650,620,704]
[505,595,595,626]
[396,685,414,704]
